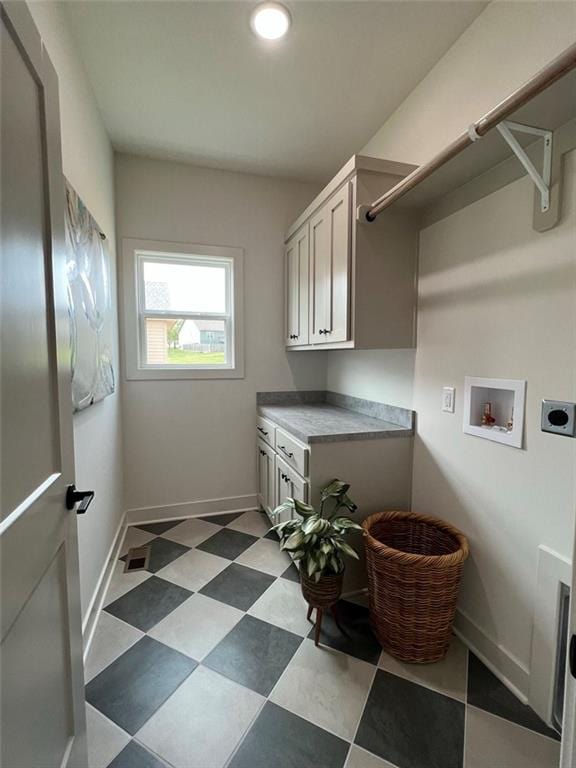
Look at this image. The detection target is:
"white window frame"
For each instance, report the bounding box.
[122,238,244,380]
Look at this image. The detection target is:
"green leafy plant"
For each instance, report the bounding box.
[271,479,363,583]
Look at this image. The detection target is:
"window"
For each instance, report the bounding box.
[122,239,244,380]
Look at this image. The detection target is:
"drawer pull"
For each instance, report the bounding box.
[278,445,294,459]
[257,426,269,436]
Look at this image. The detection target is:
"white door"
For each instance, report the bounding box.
[309,184,351,345]
[285,224,309,347]
[1,4,87,767]
[561,512,576,767]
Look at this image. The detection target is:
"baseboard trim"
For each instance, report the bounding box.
[82,512,127,656]
[125,494,258,525]
[454,607,529,702]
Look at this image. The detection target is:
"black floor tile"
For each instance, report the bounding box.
[199,562,275,611]
[107,740,167,768]
[85,636,197,735]
[105,576,192,631]
[146,537,191,572]
[280,563,300,583]
[264,528,279,541]
[467,653,560,740]
[120,536,190,573]
[135,520,185,535]
[229,701,349,768]
[197,528,258,560]
[309,599,381,665]
[199,511,245,526]
[203,615,302,696]
[355,668,465,768]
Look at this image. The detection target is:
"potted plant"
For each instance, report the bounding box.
[271,480,362,639]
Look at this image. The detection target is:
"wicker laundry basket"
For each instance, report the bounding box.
[362,511,469,664]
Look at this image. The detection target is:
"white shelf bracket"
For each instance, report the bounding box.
[496,120,553,212]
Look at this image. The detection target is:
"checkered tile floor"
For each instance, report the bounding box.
[85,511,561,768]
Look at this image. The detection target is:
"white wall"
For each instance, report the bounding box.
[28,3,123,623]
[414,155,576,693]
[115,154,325,515]
[327,0,576,696]
[327,0,576,411]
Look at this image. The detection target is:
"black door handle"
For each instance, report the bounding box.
[66,484,95,514]
[570,634,576,678]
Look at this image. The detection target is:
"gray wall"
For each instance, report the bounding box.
[28,2,124,623]
[115,154,325,516]
[327,0,576,700]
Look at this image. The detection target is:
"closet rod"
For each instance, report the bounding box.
[365,41,576,222]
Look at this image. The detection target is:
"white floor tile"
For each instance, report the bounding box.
[155,548,229,592]
[137,666,264,768]
[120,526,156,557]
[148,593,243,660]
[345,745,397,768]
[86,704,130,768]
[235,537,291,576]
[160,517,221,547]
[227,510,270,537]
[465,706,560,768]
[84,612,144,683]
[270,638,376,741]
[104,560,152,606]
[378,634,468,702]
[248,578,312,636]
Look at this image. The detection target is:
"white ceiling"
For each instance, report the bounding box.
[65,1,487,182]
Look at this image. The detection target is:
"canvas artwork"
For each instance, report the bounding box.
[64,180,115,411]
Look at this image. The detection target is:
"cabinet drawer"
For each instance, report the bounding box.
[256,416,275,448]
[275,428,309,477]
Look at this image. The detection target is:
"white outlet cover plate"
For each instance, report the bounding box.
[442,387,455,413]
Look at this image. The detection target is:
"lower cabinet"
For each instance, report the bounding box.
[256,430,310,525]
[274,455,309,523]
[256,410,414,593]
[257,438,275,515]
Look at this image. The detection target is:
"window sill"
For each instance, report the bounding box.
[126,365,245,381]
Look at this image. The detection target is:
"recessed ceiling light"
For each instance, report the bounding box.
[250,2,291,41]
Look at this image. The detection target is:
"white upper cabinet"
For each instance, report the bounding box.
[284,155,419,351]
[285,223,309,347]
[309,184,350,345]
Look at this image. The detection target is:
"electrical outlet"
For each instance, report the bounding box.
[442,387,455,413]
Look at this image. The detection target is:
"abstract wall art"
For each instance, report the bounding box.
[64,180,114,411]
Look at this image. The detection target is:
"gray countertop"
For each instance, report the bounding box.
[258,403,414,444]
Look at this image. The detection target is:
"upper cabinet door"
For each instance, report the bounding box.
[309,184,351,344]
[285,223,309,347]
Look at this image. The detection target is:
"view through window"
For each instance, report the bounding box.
[137,253,233,368]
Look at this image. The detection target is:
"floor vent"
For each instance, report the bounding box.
[124,545,151,573]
